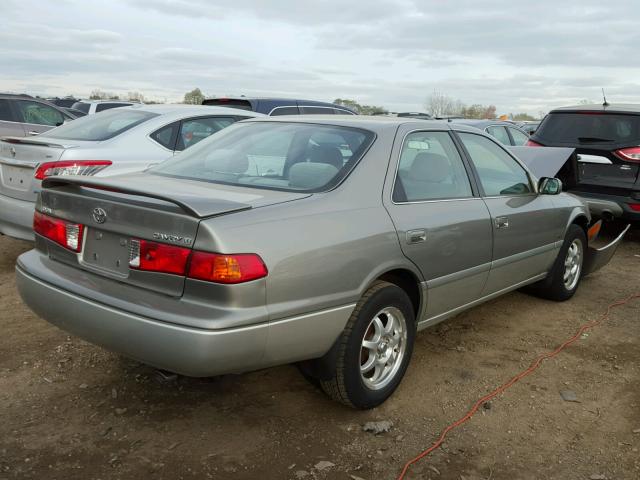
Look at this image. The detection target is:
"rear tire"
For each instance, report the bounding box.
[317,281,416,409]
[534,224,586,301]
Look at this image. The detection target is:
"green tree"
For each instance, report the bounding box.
[509,112,536,121]
[333,98,388,115]
[183,88,205,105]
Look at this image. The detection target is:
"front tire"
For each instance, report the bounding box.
[535,224,586,301]
[318,281,416,409]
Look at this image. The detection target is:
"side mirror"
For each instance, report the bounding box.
[539,177,562,195]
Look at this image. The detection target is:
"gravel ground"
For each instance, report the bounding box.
[1,228,639,480]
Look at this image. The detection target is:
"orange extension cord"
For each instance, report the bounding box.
[397,292,640,480]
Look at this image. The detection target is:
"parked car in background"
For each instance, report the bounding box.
[528,104,640,221]
[0,104,262,240]
[202,96,356,115]
[517,121,540,135]
[70,100,138,115]
[61,107,87,118]
[0,93,75,138]
[47,97,81,108]
[448,119,530,146]
[15,116,624,409]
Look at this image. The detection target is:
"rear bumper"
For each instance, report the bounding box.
[16,252,353,377]
[0,193,35,241]
[570,190,640,221]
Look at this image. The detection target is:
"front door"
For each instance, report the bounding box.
[384,128,492,321]
[456,131,561,295]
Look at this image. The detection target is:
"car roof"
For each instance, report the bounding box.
[447,119,516,128]
[241,114,485,134]
[120,104,265,117]
[74,99,137,104]
[550,103,640,114]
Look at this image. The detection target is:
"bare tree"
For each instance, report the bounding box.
[183,88,205,105]
[425,90,455,117]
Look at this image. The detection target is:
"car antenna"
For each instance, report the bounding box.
[602,88,609,107]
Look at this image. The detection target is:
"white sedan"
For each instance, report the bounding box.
[0,104,263,240]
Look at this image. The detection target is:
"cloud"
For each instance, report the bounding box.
[1,0,639,114]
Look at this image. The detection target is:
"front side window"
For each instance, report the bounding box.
[458,132,533,196]
[15,100,65,126]
[176,117,236,151]
[151,122,374,192]
[44,109,158,141]
[508,127,529,145]
[393,131,473,202]
[0,99,15,122]
[299,106,333,115]
[270,106,299,116]
[486,126,511,145]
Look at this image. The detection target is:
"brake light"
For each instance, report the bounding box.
[34,160,112,180]
[128,239,190,276]
[188,252,268,284]
[613,147,640,163]
[33,211,84,252]
[526,140,543,147]
[628,203,640,212]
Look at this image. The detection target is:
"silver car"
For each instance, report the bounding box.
[0,104,262,240]
[15,116,625,408]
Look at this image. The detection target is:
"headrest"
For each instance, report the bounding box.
[309,145,343,169]
[410,152,451,183]
[289,162,339,190]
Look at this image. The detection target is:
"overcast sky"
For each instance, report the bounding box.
[2,0,639,115]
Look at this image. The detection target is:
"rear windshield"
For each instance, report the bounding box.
[202,99,253,111]
[150,122,375,192]
[45,109,159,141]
[536,112,640,145]
[70,102,90,114]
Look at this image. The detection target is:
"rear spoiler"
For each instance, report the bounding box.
[42,175,252,218]
[1,136,68,149]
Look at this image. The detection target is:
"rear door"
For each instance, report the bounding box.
[533,112,640,188]
[456,131,561,295]
[0,99,25,137]
[384,127,492,320]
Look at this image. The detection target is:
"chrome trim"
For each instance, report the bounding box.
[491,242,558,269]
[426,262,491,289]
[268,105,356,116]
[418,272,547,329]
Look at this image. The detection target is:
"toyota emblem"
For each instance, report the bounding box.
[92,207,107,224]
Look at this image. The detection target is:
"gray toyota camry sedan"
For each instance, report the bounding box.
[15,116,624,408]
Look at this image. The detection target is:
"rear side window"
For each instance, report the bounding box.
[151,121,179,149]
[394,131,472,202]
[299,106,334,115]
[459,132,533,196]
[45,109,158,141]
[95,103,129,113]
[333,108,355,115]
[535,112,640,145]
[176,117,236,151]
[270,106,299,116]
[486,126,511,145]
[508,127,529,145]
[151,122,375,192]
[14,100,65,126]
[0,99,15,121]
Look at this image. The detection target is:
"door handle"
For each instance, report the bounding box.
[27,131,40,136]
[406,229,427,244]
[494,216,509,229]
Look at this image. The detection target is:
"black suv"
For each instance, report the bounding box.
[202,97,356,116]
[529,104,640,221]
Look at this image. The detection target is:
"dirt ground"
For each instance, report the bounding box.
[1,228,639,480]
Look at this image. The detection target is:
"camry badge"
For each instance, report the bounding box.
[92,207,107,224]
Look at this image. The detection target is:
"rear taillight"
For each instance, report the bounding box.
[628,203,640,212]
[188,252,267,284]
[33,211,84,252]
[128,239,191,276]
[526,140,543,147]
[613,147,640,163]
[34,160,112,180]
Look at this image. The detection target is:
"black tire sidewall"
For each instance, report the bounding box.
[342,284,416,409]
[549,224,587,300]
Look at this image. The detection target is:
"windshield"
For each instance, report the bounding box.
[45,109,158,141]
[150,121,375,192]
[536,112,640,145]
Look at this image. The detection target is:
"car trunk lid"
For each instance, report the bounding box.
[0,136,78,202]
[36,174,309,296]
